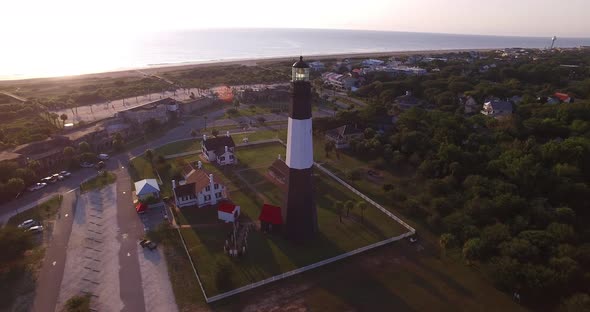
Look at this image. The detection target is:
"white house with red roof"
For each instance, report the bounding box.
[217,202,240,223]
[172,164,227,208]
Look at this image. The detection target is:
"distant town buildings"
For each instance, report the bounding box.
[481,100,513,118]
[321,72,358,91]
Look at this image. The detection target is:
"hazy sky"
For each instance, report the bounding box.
[1,0,589,38]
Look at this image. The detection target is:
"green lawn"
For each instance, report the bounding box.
[174,142,407,296]
[80,172,117,192]
[8,195,63,226]
[154,139,202,156]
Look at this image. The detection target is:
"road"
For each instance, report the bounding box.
[31,190,77,312]
[0,91,27,102]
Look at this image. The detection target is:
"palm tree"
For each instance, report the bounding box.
[439,233,455,257]
[333,201,344,223]
[356,201,367,223]
[344,200,354,217]
[60,114,68,127]
[145,149,154,164]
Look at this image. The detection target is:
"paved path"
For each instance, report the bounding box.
[31,190,77,312]
[0,91,27,102]
[115,165,147,312]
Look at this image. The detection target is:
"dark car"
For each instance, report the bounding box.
[139,239,157,250]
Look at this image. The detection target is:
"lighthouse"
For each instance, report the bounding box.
[283,56,318,241]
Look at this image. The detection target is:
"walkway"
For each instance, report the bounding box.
[0,91,27,102]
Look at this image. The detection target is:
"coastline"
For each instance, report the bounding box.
[0,48,496,85]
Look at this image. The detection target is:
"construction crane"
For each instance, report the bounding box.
[550,36,557,49]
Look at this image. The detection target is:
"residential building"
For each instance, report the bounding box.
[553,92,574,103]
[325,125,364,149]
[116,97,177,124]
[134,179,160,201]
[201,133,237,166]
[308,61,325,71]
[235,85,289,104]
[394,91,424,110]
[58,125,110,152]
[218,202,240,223]
[12,137,70,170]
[361,59,385,67]
[321,72,358,91]
[481,100,513,118]
[268,155,289,185]
[462,96,479,115]
[172,164,228,208]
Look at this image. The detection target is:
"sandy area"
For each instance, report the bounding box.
[0,48,491,85]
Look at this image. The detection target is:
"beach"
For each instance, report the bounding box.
[0,48,492,86]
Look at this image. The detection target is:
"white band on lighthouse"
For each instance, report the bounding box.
[286,117,313,169]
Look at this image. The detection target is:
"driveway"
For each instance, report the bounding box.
[31,190,77,312]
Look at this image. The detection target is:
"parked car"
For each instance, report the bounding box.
[41,176,56,184]
[80,162,94,168]
[98,154,110,160]
[27,182,47,192]
[60,171,71,178]
[139,239,157,250]
[18,219,36,229]
[52,173,64,181]
[27,225,44,233]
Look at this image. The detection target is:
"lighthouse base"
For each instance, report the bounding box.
[283,167,318,241]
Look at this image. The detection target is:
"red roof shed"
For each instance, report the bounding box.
[259,204,283,225]
[218,202,237,213]
[136,202,148,213]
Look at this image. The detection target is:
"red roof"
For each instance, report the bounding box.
[218,202,237,214]
[554,92,570,101]
[136,203,147,213]
[259,204,283,225]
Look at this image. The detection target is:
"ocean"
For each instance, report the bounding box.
[2,28,590,80]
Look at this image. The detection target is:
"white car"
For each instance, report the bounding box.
[98,154,110,160]
[27,182,47,192]
[27,225,44,233]
[18,219,36,229]
[60,171,71,177]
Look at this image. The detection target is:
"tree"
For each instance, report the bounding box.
[324,140,335,157]
[356,201,367,222]
[190,129,198,140]
[344,200,355,217]
[78,141,90,153]
[26,160,41,174]
[63,146,75,159]
[112,133,124,151]
[439,233,455,257]
[0,226,34,262]
[333,201,344,223]
[211,129,219,137]
[50,112,59,128]
[559,293,590,312]
[462,238,483,265]
[257,116,266,125]
[15,168,37,186]
[6,178,25,197]
[60,113,68,127]
[145,149,154,164]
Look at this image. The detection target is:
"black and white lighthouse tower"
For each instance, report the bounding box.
[283,56,318,241]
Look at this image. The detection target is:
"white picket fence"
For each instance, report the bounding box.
[175,139,416,303]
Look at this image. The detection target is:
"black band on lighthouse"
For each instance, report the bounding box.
[290,81,312,120]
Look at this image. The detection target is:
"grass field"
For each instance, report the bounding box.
[170,142,407,296]
[8,195,63,227]
[80,172,117,192]
[154,139,202,156]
